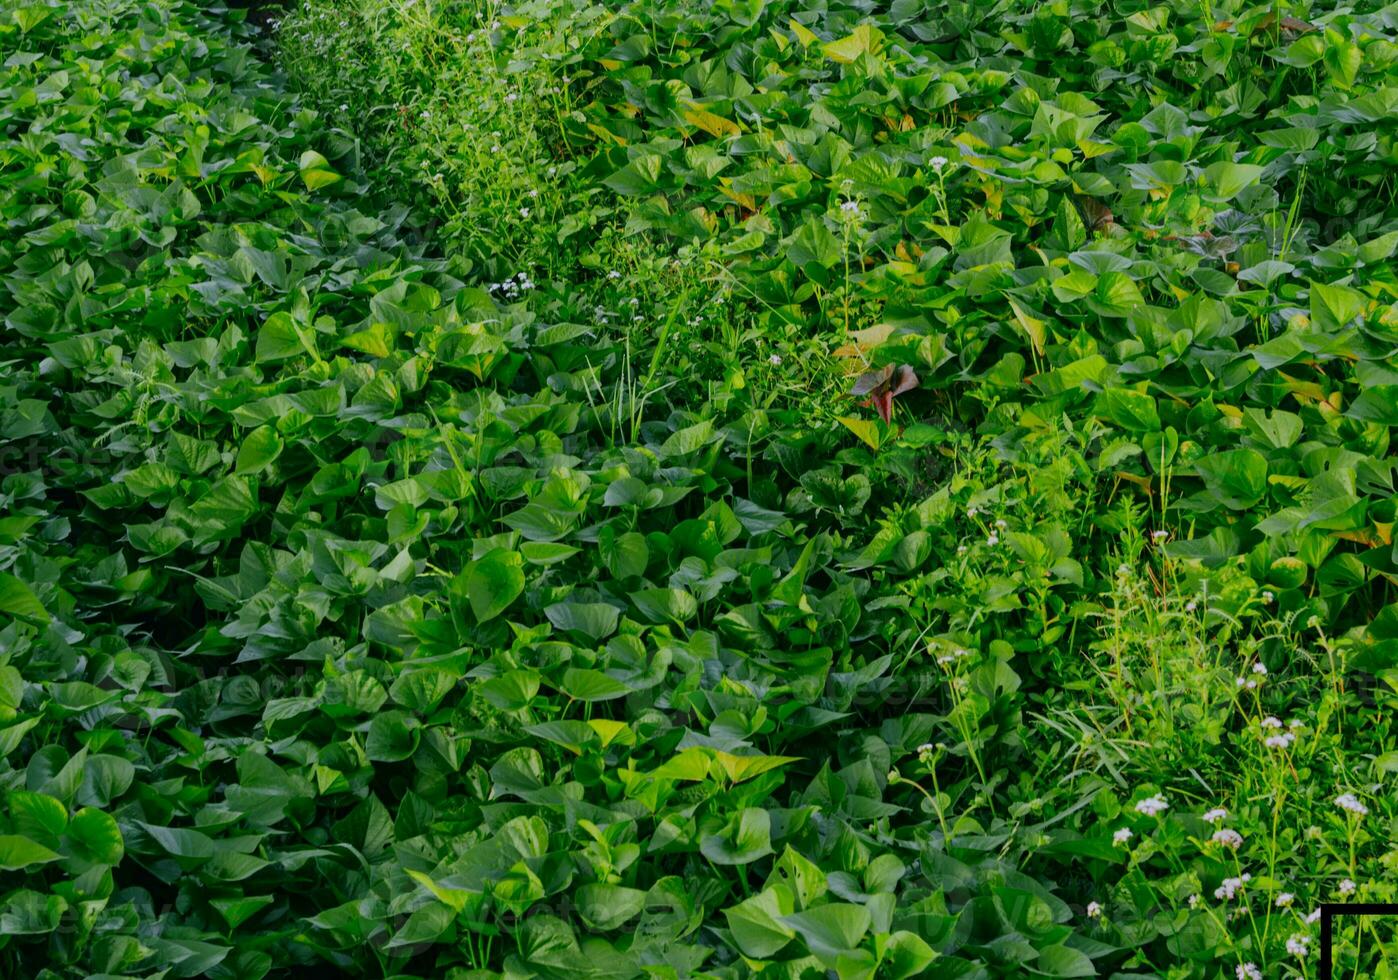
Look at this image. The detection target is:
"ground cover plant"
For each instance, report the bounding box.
[1,0,1398,977]
[1331,913,1398,977]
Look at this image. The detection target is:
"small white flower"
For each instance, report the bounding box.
[840,199,861,214]
[1245,678,1258,690]
[768,354,782,366]
[1212,829,1244,850]
[1151,530,1169,541]
[1276,892,1294,908]
[1203,808,1228,824]
[931,155,949,171]
[519,207,531,218]
[1262,590,1274,602]
[1264,732,1296,749]
[607,270,621,280]
[994,519,1007,529]
[1236,965,1261,980]
[1135,795,1169,817]
[1286,934,1310,958]
[1260,716,1283,729]
[1113,827,1133,846]
[1215,873,1251,900]
[986,534,999,546]
[1188,894,1200,908]
[1305,908,1321,924]
[1336,793,1369,816]
[1252,662,1268,675]
[1186,600,1198,612]
[1340,878,1356,895]
[967,506,979,518]
[1086,901,1102,918]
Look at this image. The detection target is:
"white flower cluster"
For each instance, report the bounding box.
[1215,873,1251,900]
[1235,964,1261,980]
[1236,662,1266,689]
[1202,807,1228,824]
[1135,795,1169,817]
[1286,933,1310,958]
[1335,792,1369,816]
[936,647,972,666]
[1212,829,1243,849]
[488,271,536,299]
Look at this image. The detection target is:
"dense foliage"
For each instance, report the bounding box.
[2,0,1398,977]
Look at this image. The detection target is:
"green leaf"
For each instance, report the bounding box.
[1323,36,1362,89]
[544,602,620,641]
[701,807,773,865]
[1195,449,1268,510]
[1095,388,1160,433]
[781,902,872,962]
[463,548,525,622]
[629,587,697,625]
[557,668,630,702]
[1202,161,1265,201]
[366,710,421,761]
[1348,387,1398,426]
[1310,279,1367,331]
[1033,944,1096,977]
[138,823,216,862]
[63,807,124,868]
[0,835,61,870]
[822,23,883,63]
[385,902,454,950]
[0,574,47,623]
[211,896,276,930]
[882,930,937,979]
[574,883,647,931]
[235,425,283,475]
[725,886,797,958]
[9,792,67,843]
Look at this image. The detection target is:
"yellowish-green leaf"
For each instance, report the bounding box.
[838,416,882,450]
[1007,297,1047,357]
[682,105,741,139]
[822,23,883,64]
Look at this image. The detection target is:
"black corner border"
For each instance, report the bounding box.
[1319,902,1398,978]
